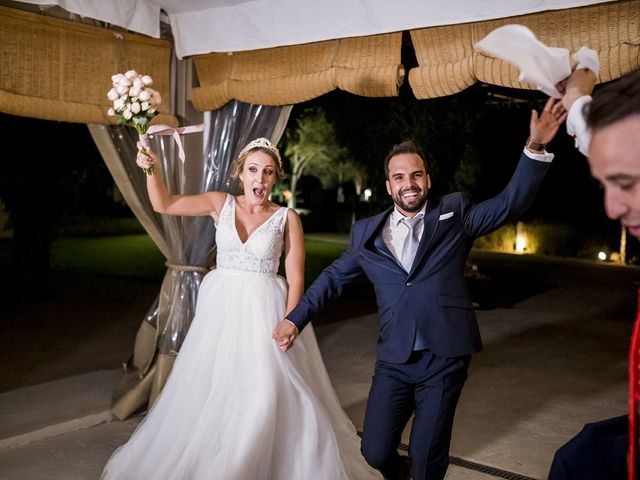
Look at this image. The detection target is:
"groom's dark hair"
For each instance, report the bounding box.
[384,140,428,179]
[587,68,640,132]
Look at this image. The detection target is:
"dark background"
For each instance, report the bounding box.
[0,79,631,302]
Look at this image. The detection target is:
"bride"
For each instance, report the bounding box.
[101,137,382,480]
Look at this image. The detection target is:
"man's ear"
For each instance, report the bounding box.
[386,179,392,196]
[426,174,432,190]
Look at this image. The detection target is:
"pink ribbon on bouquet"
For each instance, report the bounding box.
[138,123,205,163]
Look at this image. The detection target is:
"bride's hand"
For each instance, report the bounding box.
[272,319,298,352]
[136,143,159,171]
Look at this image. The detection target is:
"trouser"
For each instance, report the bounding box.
[361,350,470,480]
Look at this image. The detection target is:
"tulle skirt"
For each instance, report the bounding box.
[102,268,381,480]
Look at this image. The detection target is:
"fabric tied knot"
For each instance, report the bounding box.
[138,124,205,163]
[164,261,210,274]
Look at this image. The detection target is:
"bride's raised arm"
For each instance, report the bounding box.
[143,148,226,218]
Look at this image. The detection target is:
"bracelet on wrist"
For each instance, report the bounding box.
[525,137,547,153]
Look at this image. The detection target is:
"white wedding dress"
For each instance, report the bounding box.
[102,194,382,480]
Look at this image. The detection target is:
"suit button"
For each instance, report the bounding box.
[406,282,413,286]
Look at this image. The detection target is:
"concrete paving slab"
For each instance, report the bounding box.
[0,370,121,450]
[0,315,536,480]
[1,251,638,479]
[0,418,140,480]
[0,417,496,480]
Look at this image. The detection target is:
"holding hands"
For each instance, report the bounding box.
[272,319,299,352]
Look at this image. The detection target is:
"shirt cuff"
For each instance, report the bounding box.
[285,319,300,333]
[523,148,554,163]
[567,95,592,156]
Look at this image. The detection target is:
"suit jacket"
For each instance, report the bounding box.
[288,153,551,363]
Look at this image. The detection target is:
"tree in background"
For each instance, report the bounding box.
[315,83,598,216]
[301,83,623,259]
[317,86,490,205]
[335,159,367,197]
[283,107,346,208]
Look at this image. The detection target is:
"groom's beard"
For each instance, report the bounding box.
[392,187,427,213]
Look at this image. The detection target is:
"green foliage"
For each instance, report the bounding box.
[526,221,578,257]
[473,224,518,253]
[302,84,574,212]
[454,144,482,195]
[473,220,623,259]
[283,107,347,207]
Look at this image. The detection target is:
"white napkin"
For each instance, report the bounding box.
[474,24,599,98]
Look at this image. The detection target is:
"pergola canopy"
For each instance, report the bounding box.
[13,0,620,57]
[1,0,638,123]
[2,0,638,420]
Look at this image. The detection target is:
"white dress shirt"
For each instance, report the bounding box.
[566,95,592,156]
[383,204,427,264]
[523,146,554,163]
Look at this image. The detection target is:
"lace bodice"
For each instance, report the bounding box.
[215,194,288,275]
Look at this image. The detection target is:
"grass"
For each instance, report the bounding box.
[50,235,167,279]
[1,233,379,300]
[301,237,348,285]
[0,234,351,284]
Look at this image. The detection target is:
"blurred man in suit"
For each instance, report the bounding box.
[548,67,640,480]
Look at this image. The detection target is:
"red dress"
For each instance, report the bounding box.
[628,290,640,480]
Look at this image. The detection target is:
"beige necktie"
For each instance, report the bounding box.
[400,216,421,272]
[400,215,428,350]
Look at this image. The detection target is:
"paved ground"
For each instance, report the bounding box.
[1,248,639,479]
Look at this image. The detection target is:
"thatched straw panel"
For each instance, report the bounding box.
[410,0,640,99]
[334,33,404,97]
[0,5,175,125]
[409,23,476,98]
[191,33,403,111]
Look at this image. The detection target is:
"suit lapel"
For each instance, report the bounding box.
[409,201,440,275]
[359,201,442,275]
[360,208,399,268]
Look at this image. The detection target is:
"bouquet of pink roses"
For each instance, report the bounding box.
[107,70,161,174]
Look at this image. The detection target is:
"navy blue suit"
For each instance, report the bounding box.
[548,415,629,480]
[288,152,551,479]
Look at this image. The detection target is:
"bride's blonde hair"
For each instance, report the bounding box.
[232,138,286,181]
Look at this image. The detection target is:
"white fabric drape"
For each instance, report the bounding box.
[88,100,292,419]
[15,0,616,57]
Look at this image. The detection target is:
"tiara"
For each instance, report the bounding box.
[239,137,282,167]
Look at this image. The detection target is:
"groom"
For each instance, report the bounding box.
[274,97,566,480]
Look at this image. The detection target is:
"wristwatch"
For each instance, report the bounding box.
[525,137,547,153]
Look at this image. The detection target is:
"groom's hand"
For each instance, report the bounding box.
[529,97,567,146]
[272,319,299,352]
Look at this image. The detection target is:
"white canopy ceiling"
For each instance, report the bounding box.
[20,0,616,57]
